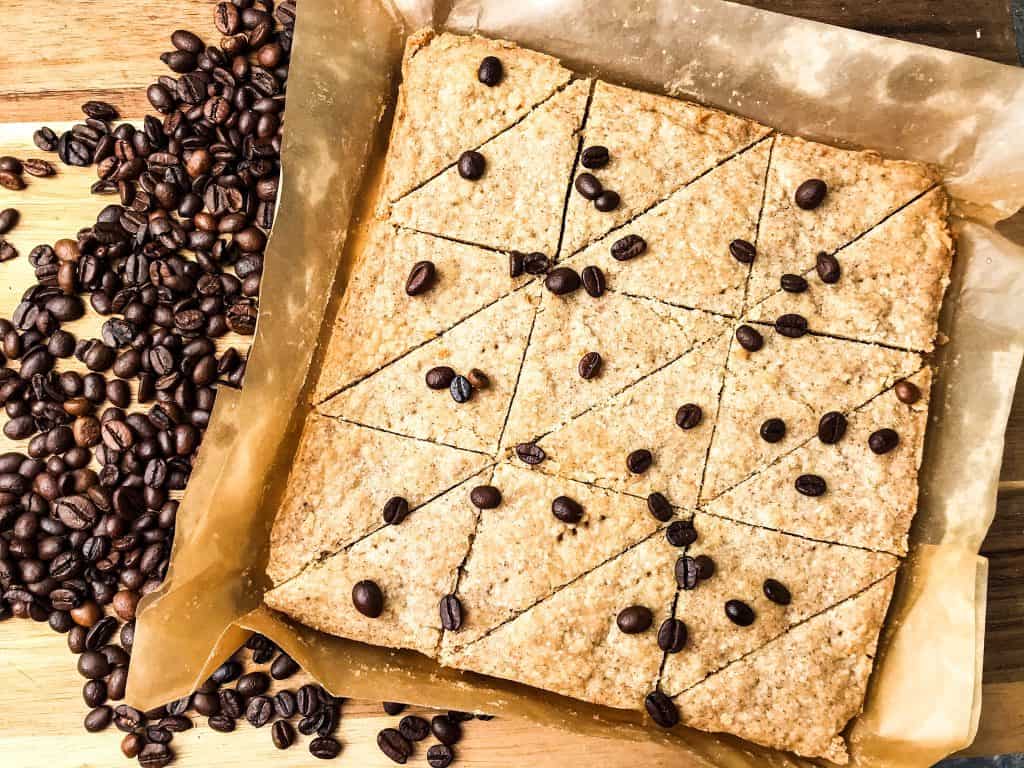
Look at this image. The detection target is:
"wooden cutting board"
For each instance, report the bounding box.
[0,2,1021,766]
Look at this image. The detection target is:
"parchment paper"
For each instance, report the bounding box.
[126,1,1024,765]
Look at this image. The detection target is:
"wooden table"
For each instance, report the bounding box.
[0,2,1021,766]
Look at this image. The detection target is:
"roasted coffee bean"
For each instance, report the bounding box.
[22,158,56,177]
[208,714,236,733]
[580,145,610,169]
[795,178,827,209]
[816,251,841,283]
[378,727,413,763]
[246,695,274,727]
[795,473,827,496]
[85,614,118,650]
[658,618,688,653]
[271,652,300,680]
[781,273,808,293]
[523,251,550,275]
[457,150,485,180]
[544,266,581,295]
[0,170,25,191]
[478,55,503,86]
[84,705,113,732]
[470,485,501,509]
[219,689,244,719]
[272,719,296,749]
[466,368,490,390]
[431,715,462,746]
[581,265,605,297]
[735,324,764,352]
[383,702,407,716]
[193,691,221,716]
[694,554,716,580]
[610,234,646,261]
[0,156,22,173]
[645,690,679,728]
[0,240,17,262]
[508,251,525,278]
[594,190,620,212]
[729,238,756,264]
[551,495,583,524]
[34,126,59,152]
[724,599,756,626]
[352,579,384,618]
[236,671,270,697]
[211,660,242,685]
[626,448,652,474]
[398,714,430,741]
[675,555,699,590]
[82,100,119,121]
[0,209,19,235]
[83,679,108,708]
[449,375,472,403]
[121,733,144,759]
[274,690,297,718]
[108,667,129,700]
[646,492,673,522]
[159,716,192,733]
[616,605,653,634]
[382,496,410,525]
[675,403,702,430]
[425,366,456,390]
[665,519,697,547]
[515,442,545,465]
[574,172,602,200]
[775,313,808,338]
[869,428,899,454]
[297,684,322,717]
[895,379,922,404]
[405,260,436,296]
[763,578,792,605]
[145,727,172,744]
[759,417,786,443]
[439,593,463,631]
[578,351,602,379]
[818,411,847,444]
[77,650,110,679]
[427,744,455,768]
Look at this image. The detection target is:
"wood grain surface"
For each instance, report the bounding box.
[0,1,1021,766]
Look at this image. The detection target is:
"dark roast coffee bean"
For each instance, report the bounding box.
[273,690,297,719]
[795,474,827,496]
[270,652,299,680]
[466,368,489,390]
[34,127,59,151]
[729,239,756,264]
[449,375,472,403]
[594,190,620,212]
[895,380,922,404]
[82,100,119,120]
[405,260,436,296]
[763,578,792,605]
[580,145,610,169]
[551,495,583,524]
[378,727,412,763]
[353,579,384,618]
[869,428,899,454]
[427,744,455,768]
[78,650,110,679]
[426,366,456,390]
[795,178,827,209]
[457,150,485,180]
[818,411,847,444]
[616,605,653,634]
[574,172,602,200]
[581,265,605,297]
[775,313,808,338]
[578,351,602,379]
[0,170,25,191]
[610,234,646,261]
[208,715,236,733]
[192,692,221,717]
[675,555,699,590]
[470,485,501,509]
[23,159,56,177]
[626,448,652,474]
[478,56,503,86]
[383,496,410,525]
[382,702,406,716]
[816,251,841,283]
[523,251,550,275]
[246,695,274,728]
[159,716,192,733]
[236,671,270,697]
[268,719,294,750]
[760,417,786,443]
[219,689,244,719]
[735,324,764,352]
[515,442,545,465]
[675,403,702,430]
[296,684,322,716]
[658,618,688,653]
[780,273,808,293]
[645,690,679,728]
[694,554,715,580]
[646,492,673,522]
[544,266,581,295]
[399,714,430,741]
[0,240,18,262]
[439,594,463,631]
[665,519,697,547]
[431,715,462,745]
[725,599,756,626]
[509,251,525,277]
[85,615,118,650]
[211,660,242,685]
[85,705,113,732]
[0,209,18,235]
[138,743,173,768]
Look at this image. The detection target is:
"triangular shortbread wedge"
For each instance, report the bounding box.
[502,290,731,451]
[265,474,480,656]
[748,187,952,351]
[442,533,676,709]
[561,81,771,257]
[704,367,931,554]
[747,135,937,307]
[267,414,490,584]
[567,138,771,315]
[674,573,897,765]
[441,463,662,651]
[660,512,898,695]
[389,79,590,254]
[701,328,922,501]
[382,29,573,203]
[319,286,540,454]
[314,225,533,402]
[535,330,730,506]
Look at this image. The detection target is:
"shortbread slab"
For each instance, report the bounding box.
[701,328,922,501]
[561,81,771,257]
[382,30,573,203]
[442,533,676,710]
[535,330,730,505]
[442,463,662,650]
[660,512,898,695]
[502,289,731,451]
[319,286,540,454]
[267,414,490,584]
[748,187,952,351]
[567,138,771,315]
[264,474,480,656]
[313,224,533,402]
[747,135,937,307]
[703,367,931,554]
[675,573,897,764]
[390,79,590,254]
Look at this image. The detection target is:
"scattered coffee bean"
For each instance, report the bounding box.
[457,150,485,180]
[818,411,848,444]
[523,251,550,275]
[470,485,501,509]
[77,650,110,679]
[693,554,715,580]
[644,690,679,728]
[439,593,463,631]
[760,417,786,443]
[236,671,270,697]
[581,265,605,297]
[431,715,462,745]
[84,705,113,732]
[509,251,525,277]
[383,496,410,525]
[0,208,18,235]
[208,714,236,733]
[466,368,490,390]
[246,695,274,728]
[272,719,296,749]
[22,159,56,178]
[616,605,653,634]
[675,555,699,590]
[121,733,144,759]
[551,495,583,524]
[594,190,620,212]
[0,170,25,191]
[352,579,384,618]
[383,702,407,716]
[138,743,174,768]
[0,240,17,262]
[795,473,827,496]
[869,428,899,454]
[33,127,58,152]
[735,324,764,352]
[580,145,610,169]
[399,714,430,741]
[725,599,756,626]
[795,179,827,209]
[578,351,602,379]
[816,251,841,283]
[427,744,455,768]
[310,735,342,760]
[675,403,702,430]
[270,652,299,680]
[449,375,473,403]
[646,492,673,522]
[377,727,413,763]
[626,448,652,474]
[477,56,503,86]
[781,273,808,293]
[775,313,808,338]
[729,239,756,264]
[274,690,297,719]
[405,260,436,296]
[574,172,603,200]
[763,578,792,605]
[515,442,545,465]
[665,519,697,547]
[658,617,688,653]
[426,366,456,390]
[544,266,581,295]
[895,380,922,404]
[610,234,646,261]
